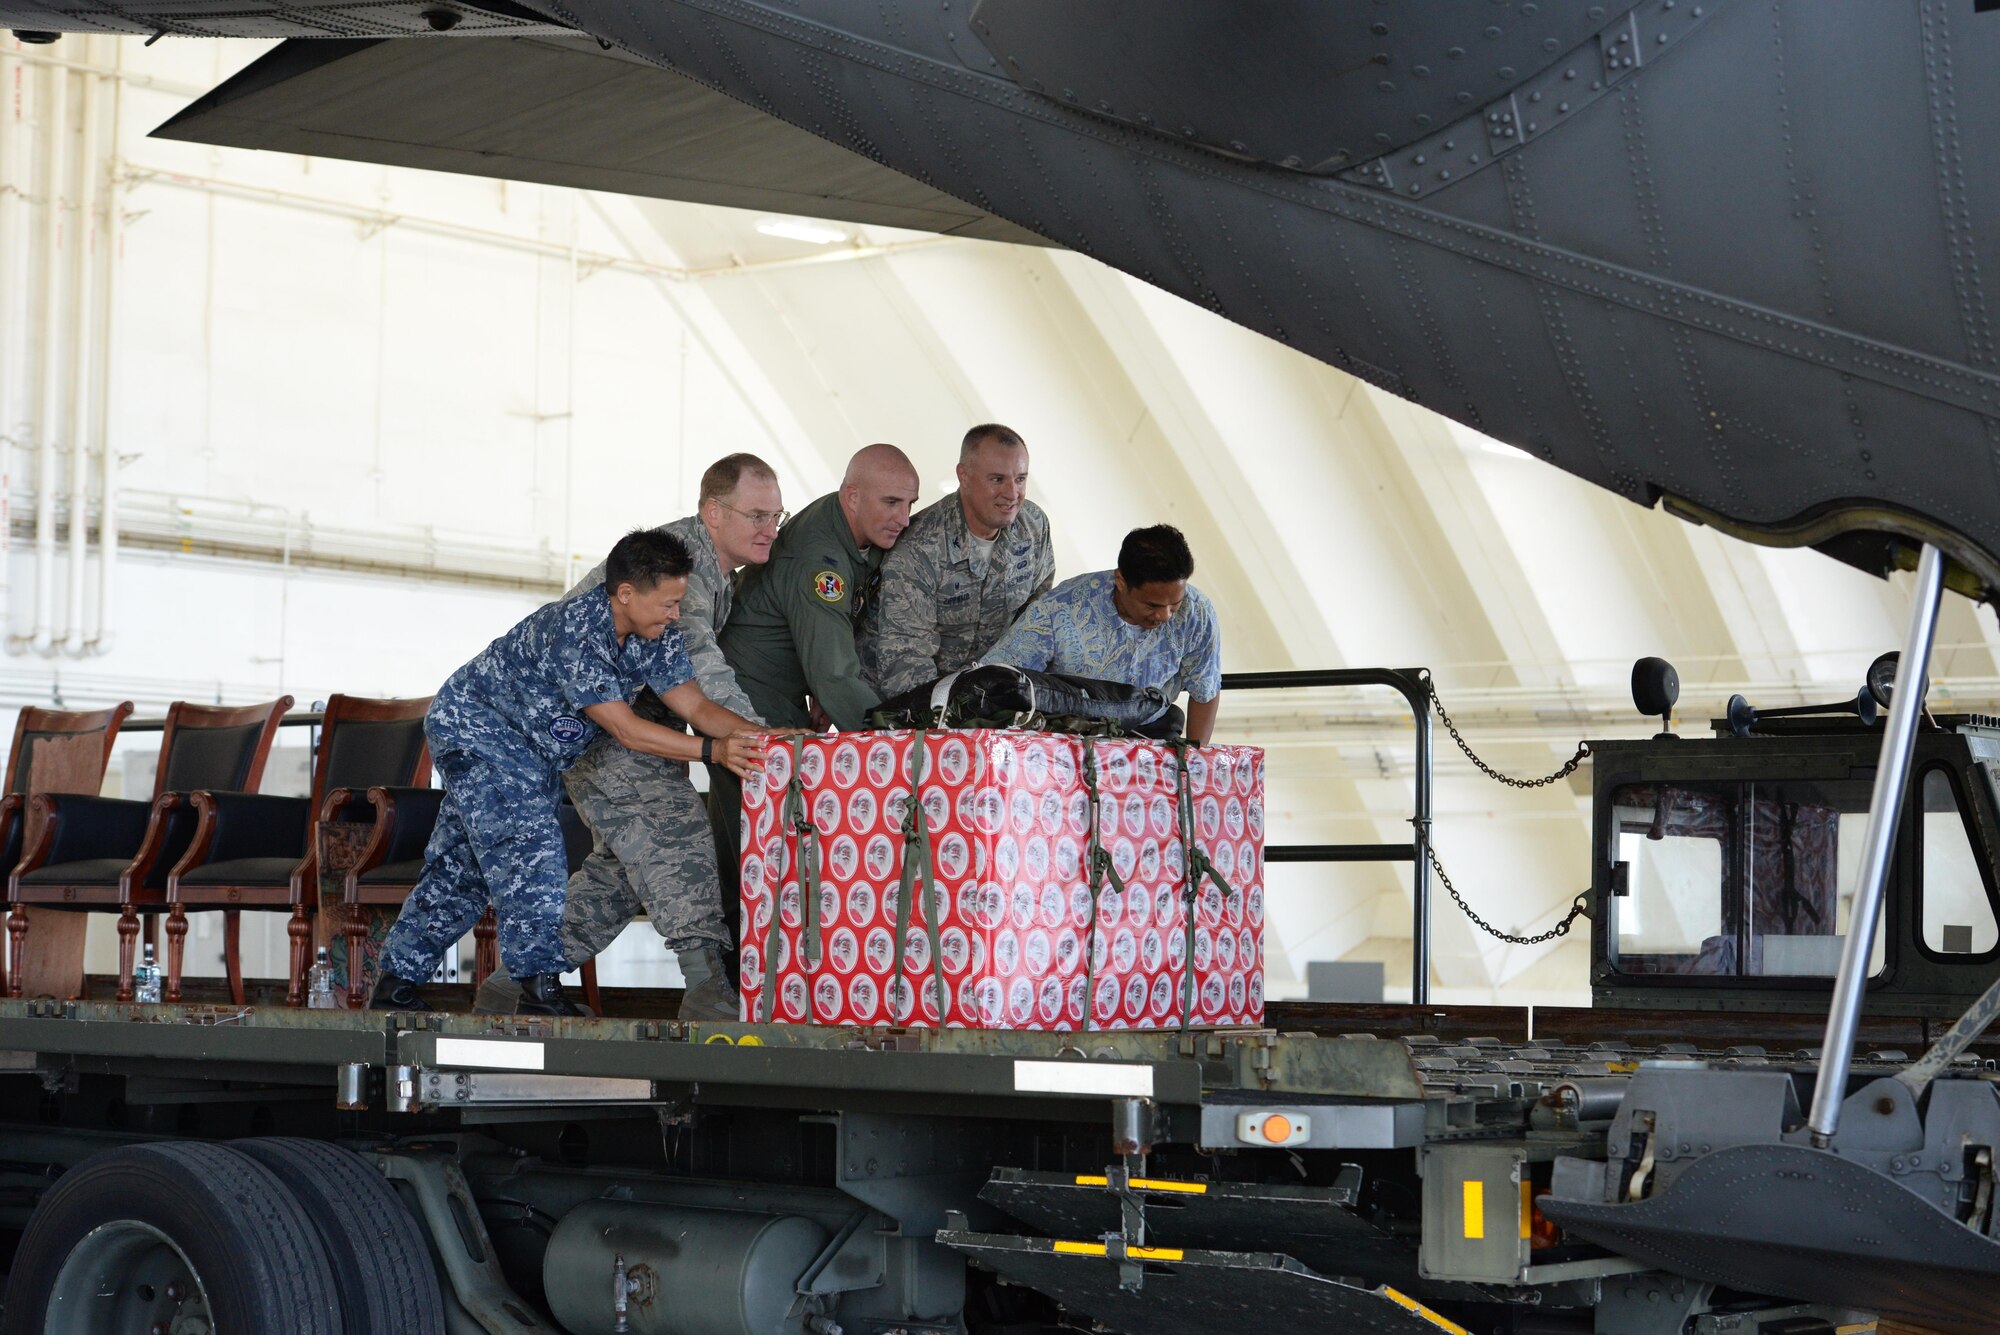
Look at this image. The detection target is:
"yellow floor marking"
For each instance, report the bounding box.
[1380,1287,1473,1335]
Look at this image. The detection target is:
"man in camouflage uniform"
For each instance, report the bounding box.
[859,424,1054,697]
[371,527,767,1016]
[980,524,1224,743]
[476,455,786,1021]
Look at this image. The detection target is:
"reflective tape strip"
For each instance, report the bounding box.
[1069,1175,1207,1194]
[1520,1179,1533,1240]
[1014,1059,1153,1097]
[1462,1180,1484,1239]
[434,1038,544,1071]
[1049,1240,1183,1261]
[1835,1325,1879,1334]
[1379,1287,1472,1335]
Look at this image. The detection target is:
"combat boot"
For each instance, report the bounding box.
[473,973,522,1014]
[367,971,432,1012]
[514,974,584,1017]
[676,945,741,1022]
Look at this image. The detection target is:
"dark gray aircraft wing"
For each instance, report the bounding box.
[136,1,2000,602]
[151,36,1045,244]
[37,0,1995,603]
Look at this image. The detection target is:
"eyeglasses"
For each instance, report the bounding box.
[714,500,789,528]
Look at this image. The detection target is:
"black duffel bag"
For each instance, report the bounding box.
[866,664,1184,739]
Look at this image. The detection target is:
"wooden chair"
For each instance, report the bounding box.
[0,703,136,996]
[341,791,595,1008]
[164,695,432,1005]
[8,698,293,1001]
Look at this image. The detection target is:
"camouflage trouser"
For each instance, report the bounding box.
[558,742,726,964]
[381,739,569,980]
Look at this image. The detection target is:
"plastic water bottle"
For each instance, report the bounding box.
[132,943,163,1004]
[307,947,337,1009]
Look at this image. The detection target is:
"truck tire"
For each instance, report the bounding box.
[0,1140,344,1335]
[237,1137,448,1335]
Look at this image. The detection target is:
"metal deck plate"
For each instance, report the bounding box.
[938,1230,1469,1334]
[1541,1143,2000,1334]
[978,1168,1423,1283]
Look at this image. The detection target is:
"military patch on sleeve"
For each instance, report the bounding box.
[812,570,847,603]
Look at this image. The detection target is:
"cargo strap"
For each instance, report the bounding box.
[892,730,951,1025]
[1079,738,1129,1034]
[1169,740,1236,1030]
[760,736,820,1025]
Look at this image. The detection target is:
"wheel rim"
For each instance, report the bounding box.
[42,1220,215,1335]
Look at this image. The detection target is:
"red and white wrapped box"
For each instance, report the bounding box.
[738,730,1264,1030]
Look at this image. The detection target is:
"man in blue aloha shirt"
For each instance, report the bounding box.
[978,524,1223,743]
[371,527,768,1016]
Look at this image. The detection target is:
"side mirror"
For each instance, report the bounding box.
[1867,650,1927,711]
[1632,657,1679,737]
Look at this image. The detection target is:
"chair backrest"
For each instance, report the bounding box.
[4,703,135,796]
[312,695,433,803]
[154,698,295,797]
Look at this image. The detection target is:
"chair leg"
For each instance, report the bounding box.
[287,906,311,1007]
[344,909,368,1010]
[473,908,498,987]
[4,906,23,999]
[163,908,188,1003]
[117,908,140,1003]
[223,910,244,1006]
[581,958,602,1016]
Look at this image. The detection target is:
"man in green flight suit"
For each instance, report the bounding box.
[713,442,920,907]
[721,441,920,729]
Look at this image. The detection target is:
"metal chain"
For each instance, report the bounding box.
[1430,690,1591,788]
[1418,688,1592,944]
[1428,844,1591,946]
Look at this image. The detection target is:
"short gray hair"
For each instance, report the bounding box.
[959,423,1025,462]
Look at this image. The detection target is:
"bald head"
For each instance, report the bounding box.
[839,443,919,550]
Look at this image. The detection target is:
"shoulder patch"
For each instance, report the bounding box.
[812,570,847,603]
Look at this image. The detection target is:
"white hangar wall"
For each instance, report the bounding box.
[1,34,1992,1003]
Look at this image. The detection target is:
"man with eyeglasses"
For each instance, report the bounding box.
[475,453,789,1021]
[859,423,1055,699]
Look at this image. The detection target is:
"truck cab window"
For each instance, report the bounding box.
[1919,767,1997,956]
[1610,781,1883,980]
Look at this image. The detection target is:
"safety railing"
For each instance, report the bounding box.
[1218,667,1436,1004]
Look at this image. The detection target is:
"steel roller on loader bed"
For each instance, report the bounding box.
[5,659,2000,1334]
